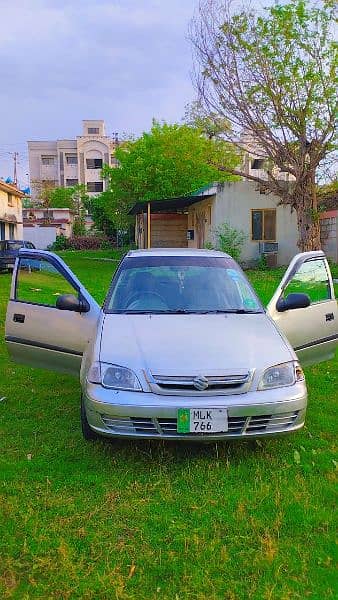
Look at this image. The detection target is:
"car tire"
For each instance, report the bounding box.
[81,396,99,441]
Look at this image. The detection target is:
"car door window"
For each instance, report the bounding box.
[16,257,78,307]
[283,258,331,304]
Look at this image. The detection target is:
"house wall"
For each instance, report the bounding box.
[320,211,338,262]
[23,226,57,249]
[0,184,23,240]
[23,207,74,247]
[188,181,299,266]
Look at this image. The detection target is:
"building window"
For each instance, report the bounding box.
[7,193,13,207]
[66,155,78,165]
[9,223,15,239]
[88,127,99,134]
[41,156,55,165]
[251,209,276,241]
[66,178,78,186]
[86,158,103,169]
[87,182,103,193]
[251,158,265,170]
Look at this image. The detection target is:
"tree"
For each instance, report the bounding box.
[32,182,89,234]
[89,191,119,238]
[190,0,337,251]
[99,120,240,228]
[47,186,75,209]
[183,100,230,140]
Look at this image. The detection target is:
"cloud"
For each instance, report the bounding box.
[0,0,197,182]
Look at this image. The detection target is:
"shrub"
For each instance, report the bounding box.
[48,234,70,251]
[72,217,86,237]
[257,253,268,270]
[213,222,246,262]
[204,240,214,250]
[67,236,110,250]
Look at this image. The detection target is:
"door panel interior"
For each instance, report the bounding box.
[5,250,100,375]
[267,251,338,366]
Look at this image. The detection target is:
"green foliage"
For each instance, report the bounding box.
[183,100,231,139]
[97,120,240,229]
[48,184,89,212]
[192,0,337,250]
[223,0,337,141]
[89,191,121,237]
[257,253,268,271]
[47,187,75,209]
[48,234,70,251]
[213,221,247,261]
[72,216,86,237]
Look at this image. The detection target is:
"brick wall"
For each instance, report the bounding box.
[320,210,338,262]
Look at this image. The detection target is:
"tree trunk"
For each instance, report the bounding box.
[295,177,321,252]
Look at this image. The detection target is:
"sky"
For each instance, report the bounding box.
[0,0,199,187]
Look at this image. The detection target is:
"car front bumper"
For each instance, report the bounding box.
[83,382,307,440]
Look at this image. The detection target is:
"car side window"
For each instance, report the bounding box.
[15,257,78,307]
[284,258,331,304]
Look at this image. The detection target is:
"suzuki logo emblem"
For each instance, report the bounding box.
[193,375,209,391]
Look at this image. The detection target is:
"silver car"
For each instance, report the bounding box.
[5,248,338,441]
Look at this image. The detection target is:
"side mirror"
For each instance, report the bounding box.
[276,292,311,313]
[56,294,90,313]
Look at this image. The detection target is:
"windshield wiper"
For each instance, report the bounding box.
[123,310,165,314]
[196,309,261,314]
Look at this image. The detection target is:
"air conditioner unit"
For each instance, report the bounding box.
[259,242,278,253]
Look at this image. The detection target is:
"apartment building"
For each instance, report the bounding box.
[0,180,24,240]
[28,120,119,201]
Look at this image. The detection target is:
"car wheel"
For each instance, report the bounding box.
[81,396,99,441]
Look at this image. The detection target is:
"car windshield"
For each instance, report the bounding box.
[7,241,23,251]
[105,255,263,314]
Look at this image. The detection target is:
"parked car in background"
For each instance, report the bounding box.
[5,248,338,443]
[0,240,35,272]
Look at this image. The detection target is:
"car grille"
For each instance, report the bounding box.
[147,371,253,396]
[101,411,299,436]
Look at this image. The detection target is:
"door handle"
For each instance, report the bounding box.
[326,313,334,322]
[13,313,25,323]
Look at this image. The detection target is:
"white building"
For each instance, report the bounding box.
[28,120,119,201]
[0,180,24,240]
[132,181,299,267]
[239,131,295,184]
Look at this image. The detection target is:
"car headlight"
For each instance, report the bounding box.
[87,362,142,391]
[258,362,304,390]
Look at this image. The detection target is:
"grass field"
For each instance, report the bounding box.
[0,251,337,600]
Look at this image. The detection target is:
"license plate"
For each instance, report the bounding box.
[177,408,228,434]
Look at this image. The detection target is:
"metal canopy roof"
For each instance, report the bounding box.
[128,194,215,215]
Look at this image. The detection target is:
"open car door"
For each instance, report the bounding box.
[5,249,101,376]
[267,251,338,367]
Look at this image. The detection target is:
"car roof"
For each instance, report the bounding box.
[126,248,232,259]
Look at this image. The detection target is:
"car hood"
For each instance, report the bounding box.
[99,313,293,375]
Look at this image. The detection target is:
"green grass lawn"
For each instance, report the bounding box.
[0,252,337,600]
